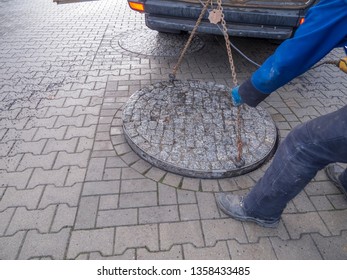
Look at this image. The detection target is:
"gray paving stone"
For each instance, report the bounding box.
[177,189,196,204]
[310,195,334,211]
[0,186,44,211]
[121,178,157,193]
[83,181,120,196]
[311,232,347,259]
[243,221,290,243]
[76,137,94,152]
[121,167,145,179]
[158,183,177,205]
[139,205,179,224]
[114,224,159,254]
[65,125,96,139]
[55,115,85,128]
[292,191,316,212]
[19,228,70,260]
[0,154,22,171]
[179,204,200,221]
[98,194,119,210]
[201,179,220,192]
[43,138,78,154]
[33,126,66,141]
[196,192,220,219]
[160,221,204,250]
[270,234,322,260]
[282,212,330,239]
[137,245,183,260]
[202,219,247,246]
[0,208,15,236]
[327,194,347,209]
[0,169,33,189]
[96,208,137,227]
[6,206,56,235]
[51,204,77,232]
[106,157,128,168]
[181,177,200,191]
[103,168,121,180]
[65,166,87,186]
[89,250,136,260]
[9,139,46,155]
[67,228,114,259]
[129,159,152,174]
[74,196,99,230]
[319,209,347,235]
[27,167,69,188]
[162,173,182,188]
[145,167,166,182]
[93,140,114,151]
[183,241,231,260]
[228,238,277,260]
[39,183,82,208]
[54,150,90,169]
[119,192,157,208]
[85,157,106,181]
[0,231,26,260]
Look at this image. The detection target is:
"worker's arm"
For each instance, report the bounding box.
[237,0,347,107]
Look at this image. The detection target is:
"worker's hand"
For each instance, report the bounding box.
[230,86,244,107]
[338,57,347,74]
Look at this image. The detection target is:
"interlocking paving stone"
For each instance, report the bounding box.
[270,235,322,260]
[6,206,56,235]
[82,181,120,196]
[0,208,15,236]
[158,183,177,206]
[39,183,82,208]
[242,221,290,243]
[282,212,330,239]
[0,186,44,211]
[96,208,138,227]
[18,228,70,260]
[51,204,77,232]
[227,238,277,260]
[319,209,347,235]
[179,204,200,221]
[159,221,204,250]
[137,245,183,260]
[0,231,26,260]
[119,192,158,208]
[67,228,114,259]
[114,224,159,254]
[183,241,231,260]
[311,232,347,259]
[27,167,69,188]
[201,219,247,246]
[196,192,220,219]
[74,196,99,230]
[121,178,157,193]
[139,205,179,224]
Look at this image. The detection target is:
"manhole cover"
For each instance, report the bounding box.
[118,29,204,56]
[120,80,277,178]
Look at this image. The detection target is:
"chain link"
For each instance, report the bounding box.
[216,0,243,164]
[170,0,212,81]
[170,0,244,165]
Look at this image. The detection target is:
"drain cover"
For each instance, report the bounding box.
[117,29,204,57]
[120,80,277,178]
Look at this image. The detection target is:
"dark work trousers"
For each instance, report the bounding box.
[243,105,347,220]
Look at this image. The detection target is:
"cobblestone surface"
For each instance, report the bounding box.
[0,0,346,260]
[121,80,277,178]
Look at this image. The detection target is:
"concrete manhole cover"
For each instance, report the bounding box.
[119,80,277,178]
[117,29,204,56]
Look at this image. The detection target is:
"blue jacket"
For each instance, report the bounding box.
[239,0,347,107]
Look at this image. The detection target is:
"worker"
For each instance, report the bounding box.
[216,0,347,228]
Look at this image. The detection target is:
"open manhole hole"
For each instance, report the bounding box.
[117,29,205,57]
[119,80,277,178]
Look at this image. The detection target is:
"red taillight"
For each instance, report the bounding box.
[299,18,305,25]
[128,1,145,12]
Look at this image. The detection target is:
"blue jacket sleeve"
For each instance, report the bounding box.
[239,0,347,107]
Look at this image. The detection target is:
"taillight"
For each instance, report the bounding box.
[128,1,145,12]
[299,17,305,25]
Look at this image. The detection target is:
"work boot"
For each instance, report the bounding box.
[325,164,347,199]
[215,193,280,228]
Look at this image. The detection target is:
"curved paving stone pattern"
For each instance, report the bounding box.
[117,29,205,56]
[119,80,277,178]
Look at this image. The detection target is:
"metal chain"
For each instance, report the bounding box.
[170,0,244,165]
[170,0,212,81]
[216,0,244,165]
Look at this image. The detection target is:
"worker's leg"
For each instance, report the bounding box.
[243,105,347,220]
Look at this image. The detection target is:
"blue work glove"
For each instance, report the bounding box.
[230,86,243,107]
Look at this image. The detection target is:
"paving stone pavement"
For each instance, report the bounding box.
[0,0,347,260]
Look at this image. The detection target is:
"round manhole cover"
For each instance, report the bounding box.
[120,80,277,178]
[117,29,204,56]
